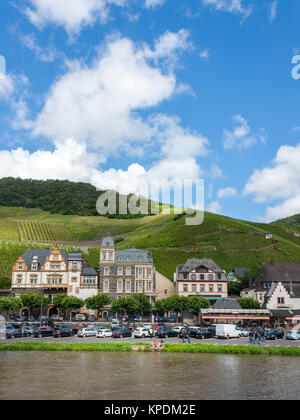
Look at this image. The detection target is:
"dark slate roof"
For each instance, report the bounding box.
[177,258,227,281]
[255,262,300,286]
[270,309,300,317]
[212,299,242,310]
[101,237,115,248]
[115,248,153,263]
[82,266,98,276]
[22,249,68,269]
[68,250,83,261]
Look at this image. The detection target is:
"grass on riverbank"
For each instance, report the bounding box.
[1,341,300,356]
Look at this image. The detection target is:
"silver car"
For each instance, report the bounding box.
[77,328,97,338]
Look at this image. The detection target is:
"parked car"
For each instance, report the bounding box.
[207,325,216,337]
[195,328,214,339]
[77,328,97,338]
[237,327,249,337]
[112,328,131,338]
[266,329,284,340]
[286,330,300,340]
[215,324,241,339]
[88,315,96,322]
[154,316,164,322]
[134,327,150,338]
[6,328,24,339]
[156,328,178,338]
[172,326,185,334]
[33,327,53,338]
[50,315,61,322]
[165,316,176,323]
[142,323,152,329]
[23,326,34,336]
[53,326,74,338]
[96,329,112,338]
[27,316,35,322]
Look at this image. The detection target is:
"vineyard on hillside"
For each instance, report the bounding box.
[18,221,74,243]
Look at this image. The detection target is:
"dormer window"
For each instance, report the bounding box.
[32,262,38,270]
[18,263,23,270]
[72,262,78,270]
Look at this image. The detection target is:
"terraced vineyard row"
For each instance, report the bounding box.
[18,221,74,243]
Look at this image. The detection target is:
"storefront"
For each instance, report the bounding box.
[270,310,300,328]
[199,309,271,327]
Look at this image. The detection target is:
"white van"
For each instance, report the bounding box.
[215,324,241,339]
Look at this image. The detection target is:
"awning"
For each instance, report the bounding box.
[201,315,270,320]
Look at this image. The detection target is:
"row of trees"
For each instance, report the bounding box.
[0,293,261,320]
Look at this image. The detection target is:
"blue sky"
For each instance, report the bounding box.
[0,0,300,222]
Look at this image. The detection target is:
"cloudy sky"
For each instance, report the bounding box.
[0,0,299,222]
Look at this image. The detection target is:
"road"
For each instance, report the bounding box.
[2,335,300,347]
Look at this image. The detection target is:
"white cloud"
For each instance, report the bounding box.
[269,1,277,22]
[200,49,209,60]
[144,0,165,9]
[23,0,127,35]
[244,143,300,221]
[207,200,222,214]
[217,187,237,199]
[202,0,252,19]
[1,31,211,198]
[21,34,61,62]
[223,115,267,150]
[210,163,223,179]
[0,74,15,99]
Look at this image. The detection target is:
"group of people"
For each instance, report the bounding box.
[249,329,266,345]
[182,331,192,344]
[149,339,164,351]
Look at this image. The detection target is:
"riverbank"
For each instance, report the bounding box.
[1,341,300,356]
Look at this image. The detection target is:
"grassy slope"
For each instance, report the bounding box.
[1,207,300,287]
[274,214,300,230]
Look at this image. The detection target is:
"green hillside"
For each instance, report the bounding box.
[0,177,152,218]
[1,205,300,289]
[274,213,300,230]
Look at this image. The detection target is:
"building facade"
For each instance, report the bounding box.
[11,247,98,302]
[174,258,228,302]
[98,237,157,304]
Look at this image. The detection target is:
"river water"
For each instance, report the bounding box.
[0,351,299,400]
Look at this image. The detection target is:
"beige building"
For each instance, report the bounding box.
[155,271,176,300]
[175,258,228,302]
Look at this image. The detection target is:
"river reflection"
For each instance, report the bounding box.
[0,352,299,400]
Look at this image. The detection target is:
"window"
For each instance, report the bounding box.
[102,252,106,260]
[104,281,109,291]
[208,274,214,280]
[183,284,188,292]
[69,286,73,293]
[126,267,131,276]
[138,281,143,291]
[217,284,222,293]
[209,284,214,293]
[32,263,38,270]
[191,274,196,280]
[109,251,113,261]
[18,263,23,270]
[30,275,38,284]
[200,285,205,293]
[75,288,79,295]
[164,289,168,295]
[192,284,197,293]
[148,281,152,290]
[126,281,131,291]
[118,281,123,291]
[278,297,285,304]
[17,275,22,284]
[51,263,60,270]
[104,267,109,276]
[147,268,152,277]
[138,268,143,277]
[200,274,205,280]
[117,267,123,276]
[72,262,78,270]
